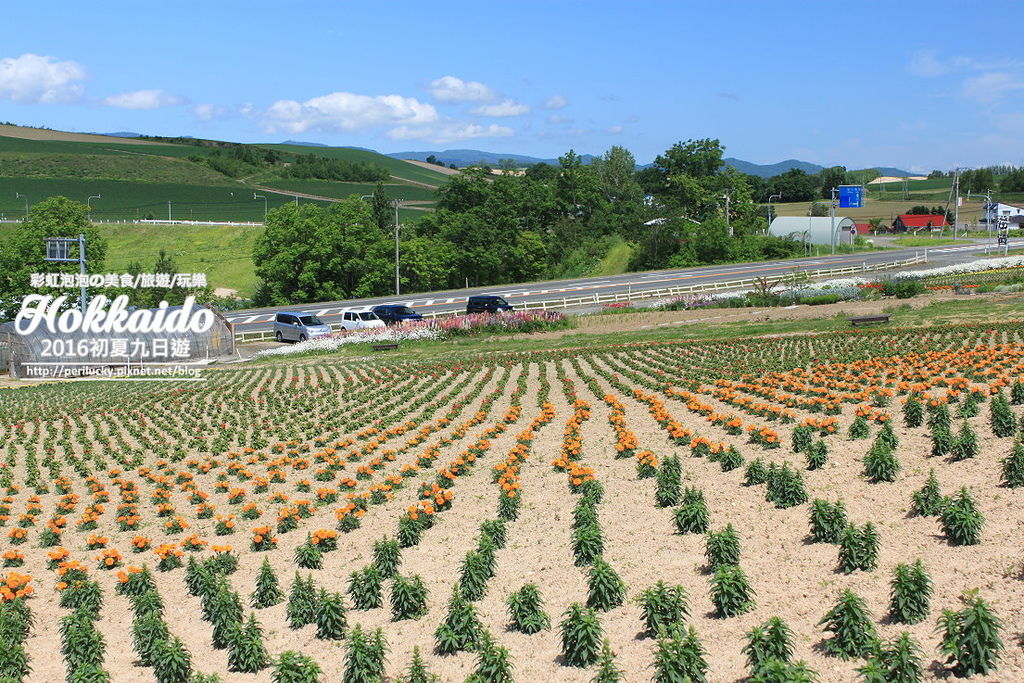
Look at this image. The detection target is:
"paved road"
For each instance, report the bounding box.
[225,240,1021,336]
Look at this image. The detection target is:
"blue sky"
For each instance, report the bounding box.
[2,0,1022,171]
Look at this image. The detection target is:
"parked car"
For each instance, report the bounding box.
[371,304,423,325]
[273,312,333,343]
[339,309,386,331]
[466,295,514,314]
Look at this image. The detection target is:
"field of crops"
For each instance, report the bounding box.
[259,179,437,204]
[0,324,1022,681]
[0,178,327,223]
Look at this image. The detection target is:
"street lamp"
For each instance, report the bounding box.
[964,191,993,251]
[767,193,782,233]
[15,193,27,220]
[720,192,731,237]
[87,194,101,210]
[253,193,267,218]
[392,199,403,295]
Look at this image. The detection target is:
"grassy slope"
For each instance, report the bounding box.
[259,178,437,202]
[261,144,450,186]
[0,220,261,297]
[0,133,441,220]
[0,177,321,221]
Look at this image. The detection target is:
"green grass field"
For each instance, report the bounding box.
[774,198,985,223]
[0,152,234,185]
[262,144,450,186]
[0,177,326,222]
[890,237,970,247]
[259,178,437,203]
[0,135,196,158]
[0,220,262,297]
[0,131,443,223]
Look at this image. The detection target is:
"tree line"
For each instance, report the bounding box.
[251,139,808,306]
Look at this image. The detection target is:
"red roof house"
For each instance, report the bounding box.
[891,214,948,232]
[854,222,873,234]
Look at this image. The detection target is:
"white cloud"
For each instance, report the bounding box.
[470,99,530,117]
[962,72,1024,103]
[0,53,86,103]
[605,125,624,134]
[261,92,438,133]
[193,103,228,121]
[388,122,513,145]
[426,75,496,103]
[102,89,186,110]
[908,50,948,77]
[547,114,572,125]
[541,94,568,110]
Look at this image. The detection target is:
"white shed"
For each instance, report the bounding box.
[769,216,857,245]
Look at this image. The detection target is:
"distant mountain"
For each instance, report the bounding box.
[86,131,144,138]
[723,157,913,179]
[282,140,328,147]
[386,149,597,168]
[723,158,823,178]
[872,166,914,177]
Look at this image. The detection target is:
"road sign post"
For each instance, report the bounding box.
[44,234,87,313]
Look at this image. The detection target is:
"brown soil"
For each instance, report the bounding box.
[0,124,159,145]
[2,326,1023,682]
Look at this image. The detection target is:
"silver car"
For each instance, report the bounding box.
[273,312,332,343]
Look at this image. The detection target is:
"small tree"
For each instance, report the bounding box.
[936,594,1004,677]
[743,617,794,675]
[251,558,284,608]
[889,559,932,625]
[819,589,877,659]
[1000,441,1024,488]
[559,603,602,668]
[652,624,708,683]
[939,487,983,545]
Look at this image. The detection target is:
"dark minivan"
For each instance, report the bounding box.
[466,295,514,314]
[371,304,423,325]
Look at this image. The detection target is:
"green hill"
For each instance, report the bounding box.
[0,127,441,220]
[262,143,450,187]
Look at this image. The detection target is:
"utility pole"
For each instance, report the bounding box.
[253,193,267,218]
[767,193,782,233]
[16,193,27,220]
[952,170,960,237]
[830,187,838,255]
[78,234,87,314]
[393,199,404,295]
[167,201,172,220]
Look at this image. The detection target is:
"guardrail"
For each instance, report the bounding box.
[232,254,927,343]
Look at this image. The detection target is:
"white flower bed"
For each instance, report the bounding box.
[900,254,1024,280]
[253,325,444,358]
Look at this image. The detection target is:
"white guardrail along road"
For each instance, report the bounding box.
[231,254,927,343]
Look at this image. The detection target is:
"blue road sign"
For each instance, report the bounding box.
[839,185,863,208]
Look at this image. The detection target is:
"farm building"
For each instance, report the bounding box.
[891,214,948,232]
[984,202,1024,226]
[768,216,856,245]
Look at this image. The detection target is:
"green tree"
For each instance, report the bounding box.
[0,196,108,320]
[818,166,848,199]
[371,181,393,234]
[252,200,391,305]
[592,146,642,203]
[1000,168,1024,192]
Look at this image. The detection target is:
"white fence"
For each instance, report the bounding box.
[232,254,927,343]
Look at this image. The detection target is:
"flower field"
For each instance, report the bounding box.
[1,323,1023,681]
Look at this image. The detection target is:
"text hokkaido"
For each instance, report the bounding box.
[14,294,214,335]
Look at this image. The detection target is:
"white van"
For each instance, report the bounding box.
[339,309,386,331]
